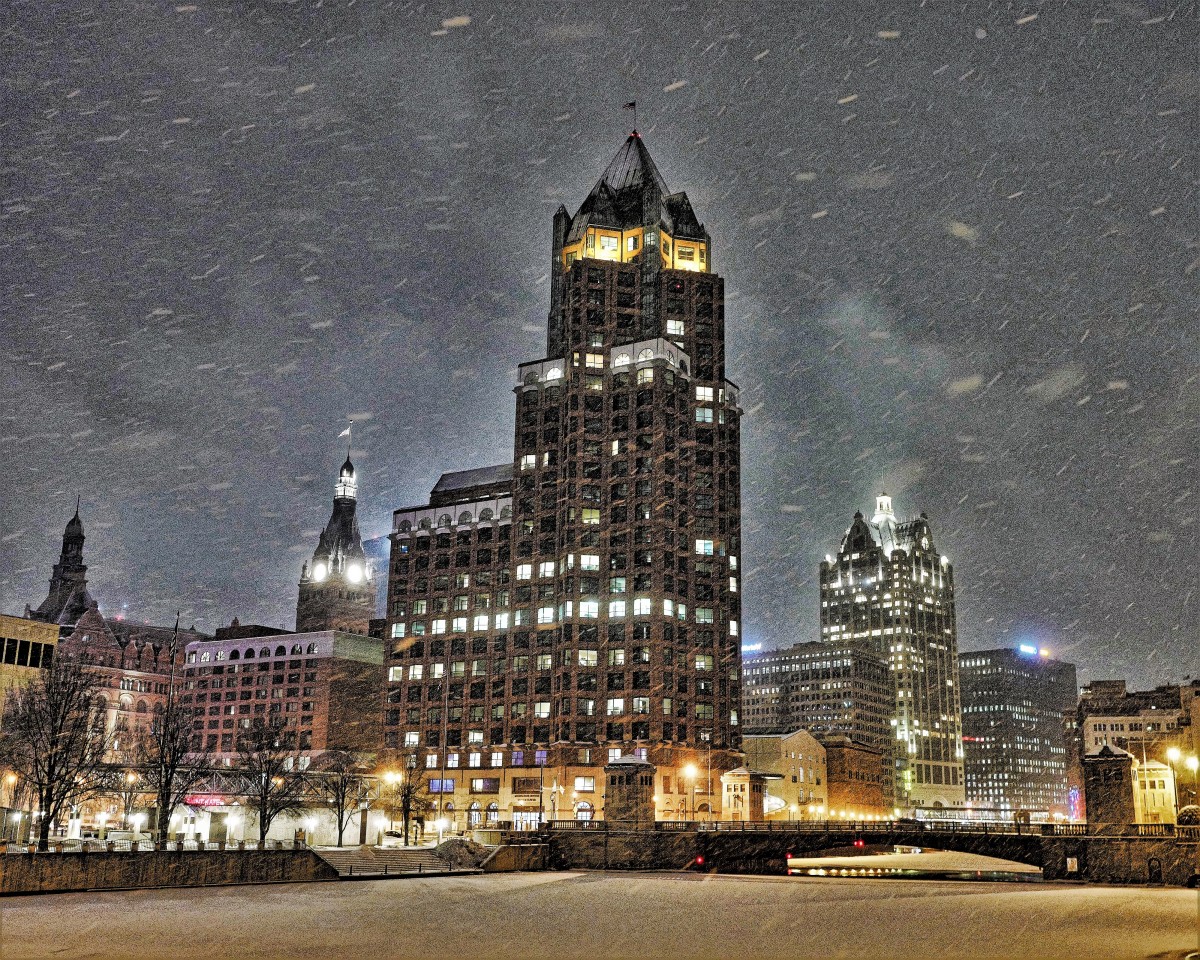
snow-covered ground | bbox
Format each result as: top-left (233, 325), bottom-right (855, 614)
top-left (3, 871), bottom-right (1195, 960)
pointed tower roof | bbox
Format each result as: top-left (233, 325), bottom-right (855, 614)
top-left (598, 132), bottom-right (668, 194)
top-left (65, 500), bottom-right (83, 537)
top-left (839, 510), bottom-right (877, 555)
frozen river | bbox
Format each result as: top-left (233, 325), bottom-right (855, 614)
top-left (1, 871), bottom-right (1195, 960)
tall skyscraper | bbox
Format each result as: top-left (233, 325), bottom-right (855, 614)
top-left (383, 133), bottom-right (742, 826)
top-left (296, 455), bottom-right (376, 635)
top-left (958, 646), bottom-right (1077, 817)
top-left (819, 495), bottom-right (965, 811)
top-left (28, 505), bottom-right (95, 628)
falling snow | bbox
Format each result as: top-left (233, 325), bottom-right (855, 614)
top-left (0, 3), bottom-right (1196, 689)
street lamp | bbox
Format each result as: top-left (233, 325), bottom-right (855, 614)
top-left (382, 771), bottom-right (401, 835)
top-left (97, 811), bottom-right (108, 840)
top-left (682, 764), bottom-right (698, 822)
top-left (1167, 747), bottom-right (1182, 813)
top-left (130, 813), bottom-right (145, 842)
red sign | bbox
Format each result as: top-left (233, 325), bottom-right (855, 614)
top-left (184, 795), bottom-right (227, 807)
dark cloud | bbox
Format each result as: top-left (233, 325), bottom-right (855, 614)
top-left (2, 2), bottom-right (1196, 688)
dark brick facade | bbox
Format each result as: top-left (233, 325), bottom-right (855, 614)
top-left (382, 135), bottom-right (743, 823)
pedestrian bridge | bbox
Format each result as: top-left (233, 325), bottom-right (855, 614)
top-left (530, 819), bottom-right (1200, 886)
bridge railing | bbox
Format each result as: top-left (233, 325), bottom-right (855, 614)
top-left (533, 820), bottom-right (1191, 839)
top-left (0, 838), bottom-right (309, 855)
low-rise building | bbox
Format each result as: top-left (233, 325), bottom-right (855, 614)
top-left (181, 629), bottom-right (383, 762)
top-left (0, 614), bottom-right (59, 720)
top-left (743, 730), bottom-right (827, 819)
top-left (824, 737), bottom-right (889, 818)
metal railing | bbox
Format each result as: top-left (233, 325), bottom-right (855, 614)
top-left (0, 838), bottom-right (309, 855)
top-left (525, 819), bottom-right (1185, 839)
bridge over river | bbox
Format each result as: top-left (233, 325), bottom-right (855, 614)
top-left (517, 819), bottom-right (1200, 886)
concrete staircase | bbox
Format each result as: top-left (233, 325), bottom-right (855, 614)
top-left (314, 845), bottom-right (455, 878)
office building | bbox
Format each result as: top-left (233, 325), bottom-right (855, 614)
top-left (959, 645), bottom-right (1077, 818)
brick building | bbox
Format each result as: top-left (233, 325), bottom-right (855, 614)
top-left (181, 630), bottom-right (383, 762)
top-left (0, 613), bottom-right (59, 724)
top-left (382, 133), bottom-right (743, 827)
top-left (296, 455), bottom-right (377, 635)
top-left (743, 730), bottom-right (827, 820)
top-left (57, 603), bottom-right (207, 762)
top-left (823, 737), bottom-right (889, 818)
top-left (820, 494), bottom-right (965, 812)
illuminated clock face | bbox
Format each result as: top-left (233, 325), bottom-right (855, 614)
top-left (347, 563), bottom-right (363, 584)
top-left (312, 562), bottom-right (327, 582)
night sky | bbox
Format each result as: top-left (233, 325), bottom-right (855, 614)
top-left (2, 3), bottom-right (1195, 690)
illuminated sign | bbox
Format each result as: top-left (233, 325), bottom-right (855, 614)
top-left (184, 795), bottom-right (227, 807)
top-left (1018, 644), bottom-right (1037, 655)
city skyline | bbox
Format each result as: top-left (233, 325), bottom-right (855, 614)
top-left (3, 5), bottom-right (1196, 693)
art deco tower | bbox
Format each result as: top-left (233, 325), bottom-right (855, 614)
top-left (383, 133), bottom-right (743, 824)
top-left (819, 495), bottom-right (965, 812)
top-left (296, 455), bottom-right (376, 635)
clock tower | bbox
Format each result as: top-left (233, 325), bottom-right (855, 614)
top-left (296, 454), bottom-right (376, 635)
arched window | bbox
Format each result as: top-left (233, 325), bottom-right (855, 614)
top-left (486, 802), bottom-right (499, 824)
top-left (523, 371), bottom-right (540, 385)
top-left (244, 648), bottom-right (255, 660)
top-left (638, 348), bottom-right (655, 362)
top-left (499, 506), bottom-right (512, 520)
top-left (291, 644), bottom-right (302, 655)
top-left (275, 646), bottom-right (287, 657)
top-left (614, 353), bottom-right (631, 367)
top-left (545, 367), bottom-right (562, 381)
top-left (479, 508), bottom-right (494, 522)
top-left (419, 518), bottom-right (432, 530)
top-left (458, 511), bottom-right (473, 525)
top-left (260, 648), bottom-right (271, 658)
top-left (229, 649), bottom-right (240, 660)
top-left (306, 643), bottom-right (317, 654)
top-left (467, 802), bottom-right (482, 827)
top-left (135, 700), bottom-right (148, 715)
top-left (575, 801), bottom-right (593, 822)
top-left (437, 514), bottom-right (452, 528)
top-left (399, 520), bottom-right (413, 532)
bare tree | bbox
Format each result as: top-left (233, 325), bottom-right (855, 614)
top-left (381, 751), bottom-right (430, 846)
top-left (309, 751), bottom-right (370, 847)
top-left (135, 615), bottom-right (210, 839)
top-left (236, 717), bottom-right (306, 844)
top-left (0, 656), bottom-right (111, 850)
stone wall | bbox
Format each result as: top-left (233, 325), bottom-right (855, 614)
top-left (0, 849), bottom-right (339, 896)
top-left (1042, 836), bottom-right (1199, 886)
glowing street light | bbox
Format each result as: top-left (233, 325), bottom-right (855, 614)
top-left (682, 764), bottom-right (699, 822)
top-left (1166, 747), bottom-right (1184, 812)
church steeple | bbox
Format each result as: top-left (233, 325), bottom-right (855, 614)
top-left (296, 450), bottom-right (375, 634)
top-left (30, 503), bottom-right (95, 627)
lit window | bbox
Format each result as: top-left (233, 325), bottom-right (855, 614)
top-left (695, 539), bottom-right (714, 556)
top-left (606, 698), bottom-right (624, 716)
top-left (580, 601), bottom-right (599, 619)
top-left (666, 319), bottom-right (685, 337)
top-left (468, 731), bottom-right (483, 744)
top-left (696, 608), bottom-right (714, 624)
top-left (696, 654), bottom-right (714, 671)
top-left (491, 751), bottom-right (503, 767)
top-left (494, 612), bottom-right (510, 629)
top-left (608, 748), bottom-right (622, 762)
top-left (431, 663), bottom-right (445, 679)
top-left (473, 614), bottom-right (489, 631)
top-left (585, 353), bottom-right (605, 369)
top-left (447, 753), bottom-right (459, 768)
top-left (404, 732), bottom-right (419, 746)
top-left (426, 754), bottom-right (439, 769)
top-left (517, 564), bottom-right (532, 580)
top-left (580, 554), bottom-right (600, 571)
top-left (537, 607), bottom-right (555, 624)
top-left (663, 599), bottom-right (674, 616)
top-left (608, 648), bottom-right (626, 666)
top-left (608, 600), bottom-right (626, 619)
top-left (452, 617), bottom-right (467, 633)
top-left (614, 353), bottom-right (631, 367)
top-left (468, 752), bottom-right (482, 767)
top-left (633, 697), bottom-right (650, 715)
top-left (520, 454), bottom-right (537, 471)
top-left (696, 386), bottom-right (714, 402)
top-left (599, 234), bottom-right (619, 254)
top-left (578, 649), bottom-right (598, 667)
top-left (534, 702), bottom-right (551, 719)
top-left (409, 664), bottom-right (424, 680)
top-left (391, 623), bottom-right (406, 639)
top-left (388, 666), bottom-right (404, 682)
top-left (546, 367), bottom-right (562, 381)
top-left (431, 619), bottom-right (446, 635)
top-left (582, 508), bottom-right (600, 525)
top-left (637, 368), bottom-right (654, 385)
top-left (633, 598), bottom-right (652, 616)
top-left (575, 775), bottom-right (596, 792)
top-left (539, 561), bottom-right (556, 577)
top-left (695, 407), bottom-right (713, 423)
top-left (729, 620), bottom-right (739, 637)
